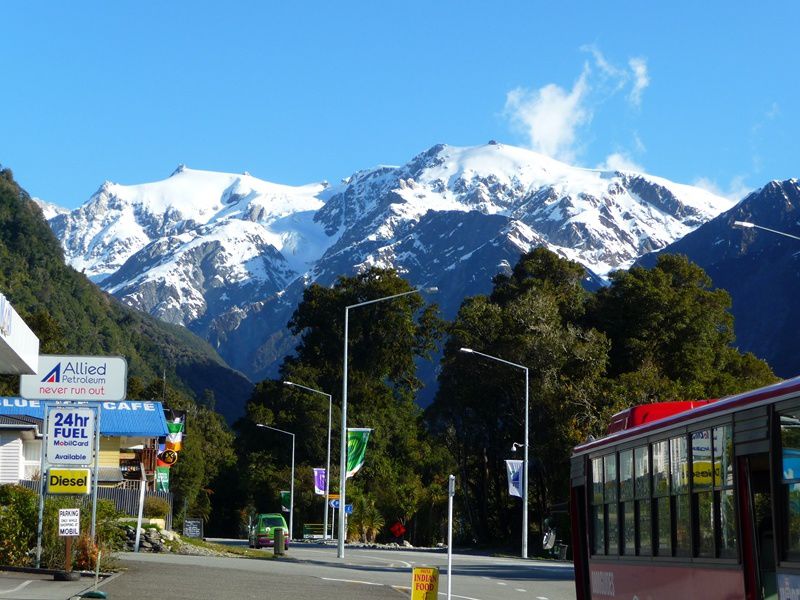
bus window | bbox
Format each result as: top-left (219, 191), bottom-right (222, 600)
top-left (634, 445), bottom-right (651, 556)
top-left (605, 454), bottom-right (619, 554)
top-left (780, 413), bottom-right (800, 559)
top-left (652, 440), bottom-right (671, 556)
top-left (620, 449), bottom-right (634, 555)
top-left (714, 425), bottom-right (736, 559)
top-left (692, 430), bottom-right (714, 557)
top-left (671, 436), bottom-right (690, 556)
top-left (591, 457), bottom-right (605, 555)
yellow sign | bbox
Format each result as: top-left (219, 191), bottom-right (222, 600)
top-left (48, 468), bottom-right (91, 495)
top-left (411, 567), bottom-right (439, 599)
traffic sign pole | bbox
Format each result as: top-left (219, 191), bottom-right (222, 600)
top-left (447, 474), bottom-right (455, 600)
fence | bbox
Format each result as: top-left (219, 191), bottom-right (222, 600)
top-left (19, 480), bottom-right (174, 531)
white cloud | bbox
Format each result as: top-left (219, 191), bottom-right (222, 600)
top-left (628, 57), bottom-right (650, 107)
top-left (597, 152), bottom-right (644, 173)
top-left (693, 176), bottom-right (753, 201)
top-left (503, 67), bottom-right (591, 163)
top-left (503, 48), bottom-right (650, 164)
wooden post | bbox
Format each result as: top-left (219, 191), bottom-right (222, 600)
top-left (65, 536), bottom-right (73, 573)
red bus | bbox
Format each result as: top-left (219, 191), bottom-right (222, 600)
top-left (569, 377), bottom-right (800, 600)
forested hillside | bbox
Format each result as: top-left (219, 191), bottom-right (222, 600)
top-left (0, 167), bottom-right (252, 420)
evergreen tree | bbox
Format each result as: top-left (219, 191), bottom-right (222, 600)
top-left (236, 268), bottom-right (447, 544)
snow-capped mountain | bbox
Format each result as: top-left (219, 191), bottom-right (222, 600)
top-left (638, 179), bottom-right (800, 378)
top-left (46, 142), bottom-right (734, 381)
top-left (49, 165), bottom-right (335, 325)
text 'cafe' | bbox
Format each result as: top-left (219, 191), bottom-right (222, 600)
top-left (0, 397), bottom-right (169, 489)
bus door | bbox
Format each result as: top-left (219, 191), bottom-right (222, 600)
top-left (570, 483), bottom-right (590, 600)
top-left (739, 453), bottom-right (778, 600)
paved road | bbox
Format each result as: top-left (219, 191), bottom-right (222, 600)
top-left (102, 543), bottom-right (575, 600)
top-left (0, 570), bottom-right (98, 600)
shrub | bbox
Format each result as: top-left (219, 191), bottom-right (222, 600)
top-left (0, 485), bottom-right (38, 566)
top-left (143, 496), bottom-right (171, 519)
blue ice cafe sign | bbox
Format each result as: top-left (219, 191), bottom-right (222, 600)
top-left (46, 406), bottom-right (95, 466)
top-left (20, 355), bottom-right (127, 402)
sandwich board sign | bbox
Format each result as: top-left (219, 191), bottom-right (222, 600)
top-left (46, 406), bottom-right (95, 466)
top-left (411, 567), bottom-right (439, 599)
top-left (20, 355), bottom-right (127, 401)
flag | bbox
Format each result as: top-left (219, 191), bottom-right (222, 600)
top-left (165, 410), bottom-right (186, 452)
top-left (313, 468), bottom-right (326, 495)
top-left (505, 460), bottom-right (523, 498)
top-left (280, 490), bottom-right (291, 512)
top-left (346, 428), bottom-right (372, 478)
top-left (155, 467), bottom-right (170, 492)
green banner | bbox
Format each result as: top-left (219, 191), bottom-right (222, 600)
top-left (155, 466), bottom-right (170, 492)
top-left (280, 490), bottom-right (290, 513)
top-left (346, 428), bottom-right (372, 478)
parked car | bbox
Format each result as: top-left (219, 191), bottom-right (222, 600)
top-left (249, 513), bottom-right (289, 549)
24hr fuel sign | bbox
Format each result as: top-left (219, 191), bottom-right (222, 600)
top-left (46, 406), bottom-right (95, 466)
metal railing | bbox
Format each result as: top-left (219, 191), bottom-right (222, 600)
top-left (19, 479), bottom-right (174, 531)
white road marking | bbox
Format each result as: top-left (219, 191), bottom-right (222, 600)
top-left (497, 581), bottom-right (508, 586)
top-left (362, 553), bottom-right (412, 568)
top-left (396, 588), bottom-right (485, 600)
top-left (0, 581), bottom-right (31, 595)
top-left (536, 597), bottom-right (549, 599)
top-left (321, 577), bottom-right (384, 586)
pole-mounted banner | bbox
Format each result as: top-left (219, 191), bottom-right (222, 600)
top-left (506, 460), bottom-right (523, 498)
top-left (346, 428), bottom-right (372, 478)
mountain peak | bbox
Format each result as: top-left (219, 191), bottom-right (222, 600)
top-left (171, 164), bottom-right (187, 176)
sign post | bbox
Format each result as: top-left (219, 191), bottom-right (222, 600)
top-left (59, 508), bottom-right (80, 576)
top-left (447, 474), bottom-right (455, 600)
top-left (27, 355), bottom-right (127, 569)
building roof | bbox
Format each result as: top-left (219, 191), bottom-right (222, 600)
top-left (0, 398), bottom-right (169, 437)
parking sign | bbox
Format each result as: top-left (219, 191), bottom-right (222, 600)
top-left (58, 508), bottom-right (80, 536)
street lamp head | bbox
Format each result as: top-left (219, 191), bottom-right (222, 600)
top-left (733, 220), bottom-right (755, 228)
top-left (256, 423), bottom-right (267, 428)
top-left (459, 347), bottom-right (474, 354)
top-left (423, 286), bottom-right (439, 293)
top-left (283, 381), bottom-right (295, 387)
top-left (511, 442), bottom-right (524, 452)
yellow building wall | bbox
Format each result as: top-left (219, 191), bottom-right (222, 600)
top-left (99, 436), bottom-right (120, 468)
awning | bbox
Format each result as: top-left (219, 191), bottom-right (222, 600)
top-left (0, 398), bottom-right (169, 437)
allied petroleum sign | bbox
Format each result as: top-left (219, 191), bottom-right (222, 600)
top-left (48, 468), bottom-right (91, 495)
top-left (46, 406), bottom-right (95, 466)
top-left (20, 355), bottom-right (128, 401)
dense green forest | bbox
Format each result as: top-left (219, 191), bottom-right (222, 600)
top-left (227, 250), bottom-right (775, 549)
top-left (0, 166), bottom-right (779, 549)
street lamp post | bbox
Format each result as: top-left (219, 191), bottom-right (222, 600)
top-left (460, 347), bottom-right (530, 559)
top-left (257, 423), bottom-right (295, 541)
top-left (734, 220), bottom-right (800, 241)
top-left (338, 286), bottom-right (436, 559)
top-left (283, 381), bottom-right (332, 540)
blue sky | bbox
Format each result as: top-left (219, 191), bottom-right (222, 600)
top-left (2, 1), bottom-right (798, 208)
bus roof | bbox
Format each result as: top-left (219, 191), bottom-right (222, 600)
top-left (605, 400), bottom-right (715, 434)
top-left (573, 375), bottom-right (800, 456)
